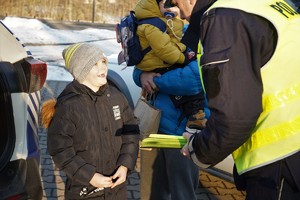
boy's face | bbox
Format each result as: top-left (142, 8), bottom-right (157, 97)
top-left (81, 58), bottom-right (108, 92)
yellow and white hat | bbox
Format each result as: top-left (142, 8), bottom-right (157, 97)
top-left (62, 43), bottom-right (107, 82)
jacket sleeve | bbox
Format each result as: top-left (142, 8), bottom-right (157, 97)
top-left (116, 93), bottom-right (140, 171)
top-left (132, 60), bottom-right (203, 96)
top-left (47, 104), bottom-right (96, 185)
top-left (189, 9), bottom-right (275, 167)
top-left (132, 67), bottom-right (143, 88)
top-left (154, 60), bottom-right (202, 96)
top-left (143, 24), bottom-right (186, 64)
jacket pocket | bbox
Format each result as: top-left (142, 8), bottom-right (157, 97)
top-left (200, 50), bottom-right (230, 99)
top-left (200, 45), bottom-right (230, 68)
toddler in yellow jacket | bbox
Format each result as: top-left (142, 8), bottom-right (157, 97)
top-left (135, 0), bottom-right (195, 72)
top-left (134, 0), bottom-right (206, 133)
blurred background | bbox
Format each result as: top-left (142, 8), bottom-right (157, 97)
top-left (0, 0), bottom-right (137, 24)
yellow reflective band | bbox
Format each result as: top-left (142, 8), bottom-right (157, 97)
top-left (248, 115), bottom-right (300, 150)
top-left (263, 83), bottom-right (300, 113)
top-left (233, 115), bottom-right (300, 173)
top-left (64, 43), bottom-right (82, 69)
top-left (234, 133), bottom-right (300, 174)
top-left (197, 43), bottom-right (206, 93)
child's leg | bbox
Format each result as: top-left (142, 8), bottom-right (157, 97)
top-left (185, 107), bottom-right (207, 133)
top-left (169, 91), bottom-right (207, 133)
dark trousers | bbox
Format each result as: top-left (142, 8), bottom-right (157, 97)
top-left (233, 151), bottom-right (300, 200)
top-left (141, 148), bottom-right (199, 200)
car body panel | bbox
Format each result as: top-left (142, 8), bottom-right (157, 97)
top-left (11, 92), bottom-right (40, 161)
top-left (0, 21), bottom-right (28, 63)
top-left (213, 155), bottom-right (234, 175)
top-left (107, 55), bottom-right (141, 108)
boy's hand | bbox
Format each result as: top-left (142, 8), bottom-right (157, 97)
top-left (183, 49), bottom-right (196, 65)
top-left (89, 173), bottom-right (113, 189)
top-left (111, 165), bottom-right (128, 189)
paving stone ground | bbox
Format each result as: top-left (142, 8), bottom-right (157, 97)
top-left (39, 80), bottom-right (246, 200)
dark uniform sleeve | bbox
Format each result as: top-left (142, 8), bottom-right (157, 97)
top-left (116, 93), bottom-right (140, 171)
top-left (191, 8), bottom-right (277, 166)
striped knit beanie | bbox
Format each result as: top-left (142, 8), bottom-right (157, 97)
top-left (62, 43), bottom-right (107, 82)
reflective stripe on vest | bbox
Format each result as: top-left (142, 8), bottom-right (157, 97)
top-left (206, 0), bottom-right (300, 174)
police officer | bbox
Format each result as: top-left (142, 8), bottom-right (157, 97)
top-left (167, 0), bottom-right (300, 199)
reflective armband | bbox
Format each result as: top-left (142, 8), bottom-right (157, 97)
top-left (188, 134), bottom-right (210, 169)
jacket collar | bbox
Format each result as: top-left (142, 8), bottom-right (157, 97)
top-left (59, 80), bottom-right (109, 102)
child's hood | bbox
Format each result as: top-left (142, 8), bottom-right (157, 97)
top-left (134, 0), bottom-right (162, 19)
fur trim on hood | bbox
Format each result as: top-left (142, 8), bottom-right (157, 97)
top-left (41, 98), bottom-right (56, 128)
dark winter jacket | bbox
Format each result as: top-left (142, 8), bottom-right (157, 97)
top-left (47, 80), bottom-right (140, 199)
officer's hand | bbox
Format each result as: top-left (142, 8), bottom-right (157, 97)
top-left (181, 132), bottom-right (193, 158)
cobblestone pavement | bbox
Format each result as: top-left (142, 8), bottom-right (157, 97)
top-left (39, 80), bottom-right (246, 200)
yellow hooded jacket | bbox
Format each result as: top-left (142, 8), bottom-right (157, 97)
top-left (134, 0), bottom-right (186, 71)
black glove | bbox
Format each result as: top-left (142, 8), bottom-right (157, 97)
top-left (183, 48), bottom-right (196, 66)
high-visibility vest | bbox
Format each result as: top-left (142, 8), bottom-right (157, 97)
top-left (205, 0), bottom-right (300, 175)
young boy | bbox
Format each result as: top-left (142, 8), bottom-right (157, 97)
top-left (42, 43), bottom-right (140, 200)
top-left (134, 0), bottom-right (207, 133)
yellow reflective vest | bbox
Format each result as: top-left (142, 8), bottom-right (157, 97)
top-left (207, 0), bottom-right (300, 174)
